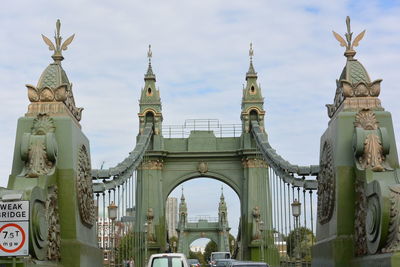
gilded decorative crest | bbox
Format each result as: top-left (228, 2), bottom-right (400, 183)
top-left (197, 162), bottom-right (208, 174)
top-left (77, 145), bottom-right (95, 227)
top-left (317, 141), bottom-right (335, 224)
top-left (354, 109), bottom-right (378, 130)
top-left (20, 114), bottom-right (58, 178)
top-left (242, 158), bottom-right (267, 168)
top-left (354, 110), bottom-right (387, 172)
top-left (139, 160), bottom-right (163, 170)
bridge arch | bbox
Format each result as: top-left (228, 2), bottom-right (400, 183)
top-left (164, 172), bottom-right (242, 202)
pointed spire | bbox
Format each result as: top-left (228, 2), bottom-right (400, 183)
top-left (41, 19), bottom-right (75, 64)
top-left (332, 16), bottom-right (366, 60)
top-left (145, 44), bottom-right (156, 80)
top-left (220, 185), bottom-right (225, 200)
top-left (246, 42), bottom-right (257, 80)
top-left (180, 186), bottom-right (185, 201)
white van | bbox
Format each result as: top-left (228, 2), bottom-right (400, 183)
top-left (148, 253), bottom-right (189, 267)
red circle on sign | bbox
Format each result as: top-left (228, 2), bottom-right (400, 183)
top-left (0, 223), bottom-right (26, 253)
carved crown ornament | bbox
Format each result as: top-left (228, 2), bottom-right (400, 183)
top-left (327, 17), bottom-right (384, 118)
top-left (26, 20), bottom-right (83, 124)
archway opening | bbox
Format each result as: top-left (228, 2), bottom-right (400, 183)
top-left (145, 111), bottom-right (154, 124)
top-left (189, 238), bottom-right (211, 265)
top-left (249, 109), bottom-right (258, 122)
top-left (165, 177), bottom-right (240, 257)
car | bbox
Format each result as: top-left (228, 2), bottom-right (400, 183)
top-left (147, 253), bottom-right (189, 267)
top-left (187, 258), bottom-right (201, 267)
top-left (210, 252), bottom-right (231, 266)
top-left (213, 258), bottom-right (236, 267)
top-left (226, 261), bottom-right (269, 267)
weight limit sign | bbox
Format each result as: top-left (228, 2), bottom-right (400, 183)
top-left (0, 222), bottom-right (28, 256)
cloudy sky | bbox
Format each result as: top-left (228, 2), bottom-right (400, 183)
top-left (1, 0), bottom-right (400, 243)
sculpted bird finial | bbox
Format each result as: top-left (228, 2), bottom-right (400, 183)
top-left (332, 16), bottom-right (365, 59)
top-left (41, 19), bottom-right (75, 63)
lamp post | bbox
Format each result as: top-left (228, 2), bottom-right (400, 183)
top-left (259, 220), bottom-right (265, 262)
top-left (291, 199), bottom-right (301, 267)
top-left (231, 239), bottom-right (235, 255)
top-left (108, 201), bottom-right (118, 267)
top-left (144, 222), bottom-right (148, 266)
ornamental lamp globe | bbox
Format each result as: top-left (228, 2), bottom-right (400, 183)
top-left (291, 199), bottom-right (301, 218)
top-left (108, 201), bottom-right (118, 221)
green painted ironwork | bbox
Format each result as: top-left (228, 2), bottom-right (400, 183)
top-left (2, 16), bottom-right (400, 267)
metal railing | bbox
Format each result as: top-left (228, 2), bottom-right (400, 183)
top-left (187, 216), bottom-right (219, 223)
top-left (163, 119), bottom-right (242, 138)
top-left (250, 120), bottom-right (318, 267)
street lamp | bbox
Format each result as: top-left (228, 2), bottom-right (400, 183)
top-left (259, 220), bottom-right (265, 262)
top-left (144, 222), bottom-right (148, 266)
top-left (291, 199), bottom-right (301, 267)
top-left (108, 201), bottom-right (118, 267)
top-left (231, 239), bottom-right (235, 254)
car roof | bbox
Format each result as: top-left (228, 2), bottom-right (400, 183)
top-left (231, 262), bottom-right (267, 266)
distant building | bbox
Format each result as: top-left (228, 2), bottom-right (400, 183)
top-left (190, 245), bottom-right (205, 253)
top-left (166, 197), bottom-right (178, 238)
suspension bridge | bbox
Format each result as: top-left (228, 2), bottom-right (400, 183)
top-left (0, 17), bottom-right (399, 267)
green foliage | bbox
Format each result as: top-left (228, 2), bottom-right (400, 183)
top-left (229, 234), bottom-right (236, 255)
top-left (116, 231), bottom-right (135, 264)
top-left (189, 251), bottom-right (206, 265)
top-left (286, 227), bottom-right (315, 261)
top-left (204, 240), bottom-right (218, 262)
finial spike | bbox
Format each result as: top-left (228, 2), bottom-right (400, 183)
top-left (42, 19), bottom-right (75, 63)
top-left (332, 16), bottom-right (366, 59)
top-left (147, 44), bottom-right (152, 64)
top-left (249, 42), bottom-right (254, 62)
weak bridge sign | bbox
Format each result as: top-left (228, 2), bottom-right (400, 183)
top-left (0, 200), bottom-right (29, 256)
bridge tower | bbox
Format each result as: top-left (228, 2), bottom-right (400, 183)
top-left (313, 17), bottom-right (400, 266)
top-left (238, 44), bottom-right (276, 262)
top-left (134, 45), bottom-right (167, 267)
top-left (1, 20), bottom-right (102, 266)
top-left (176, 189), bottom-right (230, 257)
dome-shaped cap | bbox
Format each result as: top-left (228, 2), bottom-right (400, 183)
top-left (37, 63), bottom-right (70, 89)
top-left (339, 59), bottom-right (370, 84)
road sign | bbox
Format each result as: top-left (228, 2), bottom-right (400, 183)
top-left (0, 201), bottom-right (29, 256)
top-left (0, 201), bottom-right (29, 222)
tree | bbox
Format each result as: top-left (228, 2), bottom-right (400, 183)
top-left (229, 234), bottom-right (236, 255)
top-left (189, 250), bottom-right (206, 265)
top-left (286, 227), bottom-right (315, 261)
top-left (203, 240), bottom-right (217, 262)
top-left (116, 231), bottom-right (135, 265)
